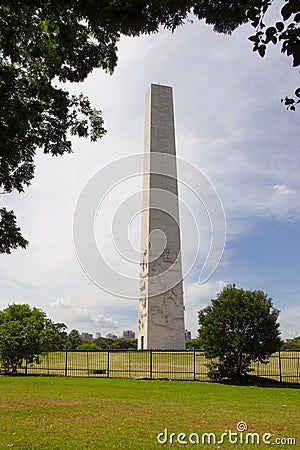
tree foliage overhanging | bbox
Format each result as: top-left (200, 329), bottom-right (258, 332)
top-left (198, 284), bottom-right (281, 382)
top-left (1, 1), bottom-right (299, 253)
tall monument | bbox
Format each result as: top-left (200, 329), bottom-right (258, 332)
top-left (138, 84), bottom-right (185, 350)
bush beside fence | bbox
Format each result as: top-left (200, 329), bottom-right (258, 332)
top-left (1, 350), bottom-right (299, 383)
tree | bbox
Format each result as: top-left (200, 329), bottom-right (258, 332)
top-left (0, 1), bottom-right (114, 253)
top-left (0, 303), bottom-right (65, 374)
top-left (0, 208), bottom-right (28, 253)
top-left (246, 0), bottom-right (300, 110)
top-left (42, 319), bottom-right (67, 351)
top-left (1, 1), bottom-right (299, 252)
top-left (185, 339), bottom-right (201, 350)
top-left (66, 329), bottom-right (84, 350)
top-left (114, 338), bottom-right (138, 350)
top-left (94, 336), bottom-right (114, 349)
top-left (198, 284), bottom-right (281, 382)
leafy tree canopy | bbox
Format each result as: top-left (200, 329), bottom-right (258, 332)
top-left (185, 338), bottom-right (201, 350)
top-left (198, 284), bottom-right (281, 381)
top-left (94, 336), bottom-right (114, 350)
top-left (1, 0), bottom-right (299, 252)
top-left (43, 318), bottom-right (68, 351)
top-left (0, 207), bottom-right (28, 253)
top-left (65, 334), bottom-right (138, 350)
top-left (66, 329), bottom-right (84, 350)
top-left (113, 338), bottom-right (138, 350)
top-left (0, 303), bottom-right (67, 374)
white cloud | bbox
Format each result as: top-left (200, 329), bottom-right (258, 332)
top-left (184, 279), bottom-right (227, 337)
top-left (51, 297), bottom-right (71, 308)
top-left (185, 279), bottom-right (226, 306)
top-left (272, 184), bottom-right (296, 196)
top-left (257, 184), bottom-right (299, 221)
top-left (95, 314), bottom-right (119, 329)
top-left (72, 308), bottom-right (93, 323)
top-left (72, 308), bottom-right (118, 329)
top-left (279, 306), bottom-right (300, 339)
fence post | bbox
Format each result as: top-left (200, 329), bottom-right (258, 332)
top-left (150, 349), bottom-right (153, 379)
top-left (193, 348), bottom-right (196, 381)
top-left (87, 351), bottom-right (89, 377)
top-left (25, 351), bottom-right (28, 375)
top-left (64, 348), bottom-right (68, 377)
top-left (278, 349), bottom-right (282, 383)
top-left (47, 352), bottom-right (50, 376)
top-left (128, 351), bottom-right (131, 378)
top-left (107, 349), bottom-right (110, 378)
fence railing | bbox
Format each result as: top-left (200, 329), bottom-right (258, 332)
top-left (2, 350), bottom-right (299, 383)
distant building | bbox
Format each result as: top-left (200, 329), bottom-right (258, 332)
top-left (122, 330), bottom-right (135, 339)
top-left (95, 332), bottom-right (101, 339)
top-left (185, 330), bottom-right (191, 340)
top-left (106, 333), bottom-right (118, 340)
top-left (81, 332), bottom-right (93, 340)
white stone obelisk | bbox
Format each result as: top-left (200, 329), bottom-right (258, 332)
top-left (138, 84), bottom-right (185, 350)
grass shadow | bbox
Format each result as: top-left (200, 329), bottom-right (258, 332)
top-left (220, 375), bottom-right (300, 389)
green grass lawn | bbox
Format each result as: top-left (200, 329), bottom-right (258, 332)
top-left (0, 376), bottom-right (299, 449)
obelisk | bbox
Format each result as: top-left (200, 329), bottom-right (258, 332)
top-left (138, 84), bottom-right (185, 350)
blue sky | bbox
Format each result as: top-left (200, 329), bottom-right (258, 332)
top-left (1, 12), bottom-right (299, 339)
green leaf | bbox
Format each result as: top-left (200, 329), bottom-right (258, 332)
top-left (281, 3), bottom-right (292, 21)
top-left (258, 44), bottom-right (266, 57)
top-left (264, 28), bottom-right (277, 44)
top-left (292, 46), bottom-right (300, 66)
top-left (271, 36), bottom-right (278, 45)
top-left (284, 97), bottom-right (295, 105)
top-left (265, 26), bottom-right (277, 37)
top-left (276, 21), bottom-right (285, 32)
top-left (248, 35), bottom-right (259, 42)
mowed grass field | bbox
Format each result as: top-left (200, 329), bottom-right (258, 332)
top-left (0, 376), bottom-right (299, 449)
top-left (23, 350), bottom-right (300, 383)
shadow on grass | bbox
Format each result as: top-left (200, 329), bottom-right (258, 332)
top-left (219, 375), bottom-right (300, 389)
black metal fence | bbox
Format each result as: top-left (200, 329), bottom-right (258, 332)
top-left (3, 350), bottom-right (299, 383)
